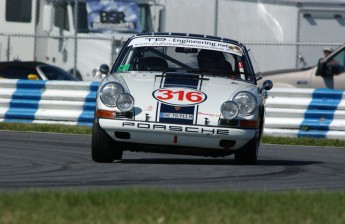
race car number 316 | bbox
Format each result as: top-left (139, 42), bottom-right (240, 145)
top-left (153, 87), bottom-right (207, 106)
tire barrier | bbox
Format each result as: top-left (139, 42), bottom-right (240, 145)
top-left (0, 79), bottom-right (99, 126)
top-left (264, 88), bottom-right (345, 139)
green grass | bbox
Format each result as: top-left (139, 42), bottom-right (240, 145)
top-left (262, 135), bottom-right (345, 147)
top-left (0, 122), bottom-right (92, 135)
top-left (1, 122), bottom-right (345, 147)
top-left (0, 190), bottom-right (345, 224)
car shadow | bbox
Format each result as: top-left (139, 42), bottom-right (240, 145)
top-left (117, 158), bottom-right (321, 166)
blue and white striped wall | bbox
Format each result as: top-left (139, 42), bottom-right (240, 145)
top-left (1, 79), bottom-right (345, 139)
top-left (0, 79), bottom-right (99, 126)
top-left (264, 88), bottom-right (345, 139)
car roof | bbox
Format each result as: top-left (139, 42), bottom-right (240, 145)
top-left (0, 61), bottom-right (46, 69)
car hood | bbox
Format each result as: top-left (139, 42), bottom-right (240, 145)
top-left (103, 72), bottom-right (257, 125)
top-left (258, 66), bottom-right (316, 88)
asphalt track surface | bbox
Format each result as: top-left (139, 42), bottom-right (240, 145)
top-left (1, 130), bottom-right (344, 191)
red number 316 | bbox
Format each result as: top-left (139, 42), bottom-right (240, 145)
top-left (154, 88), bottom-right (207, 106)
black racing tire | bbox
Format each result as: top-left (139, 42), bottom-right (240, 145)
top-left (234, 137), bottom-right (259, 165)
top-left (91, 118), bottom-right (123, 163)
top-left (235, 110), bottom-right (264, 165)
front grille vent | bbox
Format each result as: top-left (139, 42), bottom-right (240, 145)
top-left (115, 111), bottom-right (134, 119)
top-left (218, 119), bottom-right (239, 127)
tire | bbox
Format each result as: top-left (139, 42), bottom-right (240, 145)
top-left (91, 118), bottom-right (123, 163)
top-left (235, 111), bottom-right (264, 165)
top-left (69, 69), bottom-right (83, 81)
top-left (234, 137), bottom-right (259, 165)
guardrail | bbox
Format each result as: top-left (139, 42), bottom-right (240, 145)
top-left (1, 80), bottom-right (345, 139)
top-left (0, 79), bottom-right (98, 126)
top-left (264, 88), bottom-right (345, 139)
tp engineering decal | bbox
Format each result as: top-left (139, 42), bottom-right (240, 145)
top-left (152, 73), bottom-right (207, 125)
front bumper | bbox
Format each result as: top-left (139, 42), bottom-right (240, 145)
top-left (98, 118), bottom-right (257, 150)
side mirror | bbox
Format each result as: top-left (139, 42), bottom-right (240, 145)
top-left (99, 64), bottom-right (110, 75)
top-left (316, 58), bottom-right (325, 76)
top-left (329, 64), bottom-right (344, 75)
top-left (43, 5), bottom-right (53, 33)
top-left (261, 80), bottom-right (273, 92)
top-left (316, 58), bottom-right (343, 76)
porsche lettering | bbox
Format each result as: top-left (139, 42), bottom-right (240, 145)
top-left (122, 122), bottom-right (229, 135)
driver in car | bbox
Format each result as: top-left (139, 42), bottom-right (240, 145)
top-left (197, 49), bottom-right (233, 75)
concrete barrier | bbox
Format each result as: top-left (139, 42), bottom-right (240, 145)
top-left (0, 79), bottom-right (98, 126)
top-left (264, 88), bottom-right (345, 139)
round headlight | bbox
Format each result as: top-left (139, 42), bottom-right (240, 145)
top-left (221, 101), bottom-right (239, 120)
top-left (100, 82), bottom-right (124, 107)
top-left (116, 93), bottom-right (135, 112)
top-left (233, 91), bottom-right (257, 116)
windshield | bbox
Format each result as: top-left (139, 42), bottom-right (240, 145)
top-left (114, 37), bottom-right (255, 83)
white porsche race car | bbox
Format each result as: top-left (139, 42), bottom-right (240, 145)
top-left (92, 33), bottom-right (273, 164)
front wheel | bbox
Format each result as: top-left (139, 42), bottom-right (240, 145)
top-left (91, 118), bottom-right (123, 163)
top-left (234, 137), bottom-right (259, 165)
top-left (235, 111), bottom-right (264, 165)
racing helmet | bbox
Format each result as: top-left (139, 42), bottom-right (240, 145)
top-left (197, 49), bottom-right (225, 67)
top-left (197, 49), bottom-right (232, 73)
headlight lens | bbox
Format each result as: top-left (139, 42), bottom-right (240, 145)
top-left (116, 93), bottom-right (135, 112)
top-left (221, 101), bottom-right (239, 119)
top-left (233, 91), bottom-right (257, 116)
top-left (100, 82), bottom-right (124, 107)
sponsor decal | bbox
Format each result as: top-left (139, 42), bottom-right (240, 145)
top-left (238, 61), bottom-right (246, 80)
top-left (129, 37), bottom-right (243, 55)
top-left (198, 112), bottom-right (220, 118)
top-left (228, 45), bottom-right (244, 55)
top-left (153, 87), bottom-right (207, 106)
top-left (117, 64), bottom-right (130, 71)
top-left (122, 122), bottom-right (230, 136)
top-left (145, 106), bottom-right (153, 111)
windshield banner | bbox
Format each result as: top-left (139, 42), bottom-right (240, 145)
top-left (129, 37), bottom-right (244, 55)
top-left (86, 1), bottom-right (142, 33)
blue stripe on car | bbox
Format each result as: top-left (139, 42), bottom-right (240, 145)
top-left (159, 74), bottom-right (199, 125)
top-left (298, 88), bottom-right (344, 138)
